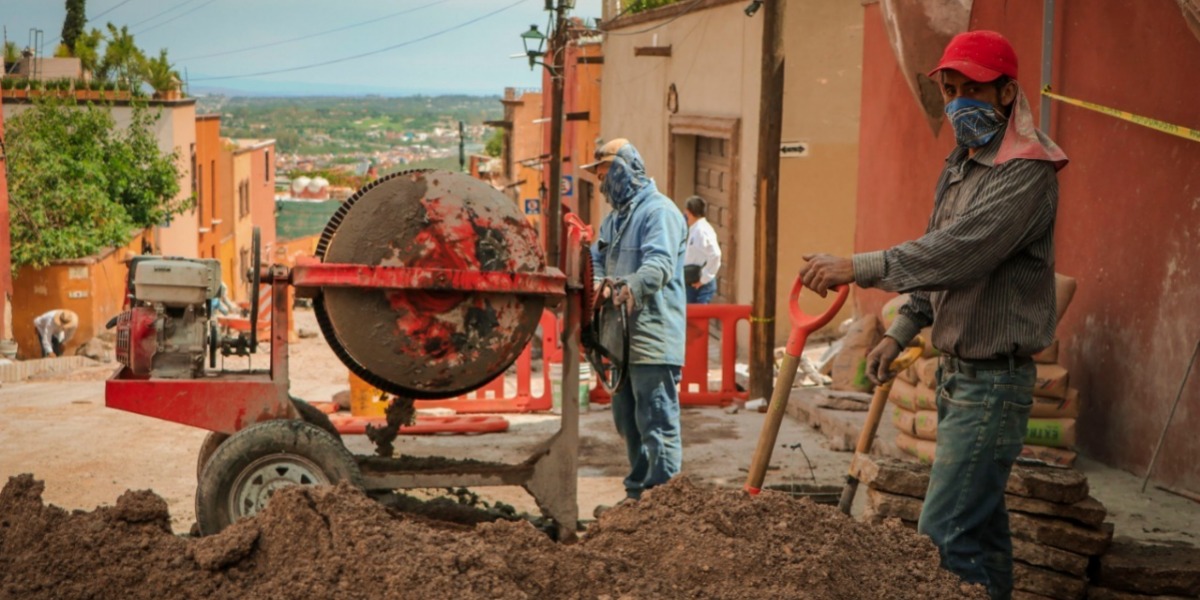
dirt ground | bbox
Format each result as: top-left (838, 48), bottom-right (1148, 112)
top-left (0, 307), bottom-right (1196, 599)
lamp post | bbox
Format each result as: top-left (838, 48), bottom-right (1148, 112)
top-left (520, 1), bottom-right (570, 270)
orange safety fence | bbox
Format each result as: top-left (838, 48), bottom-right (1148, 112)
top-left (589, 303), bottom-right (752, 407)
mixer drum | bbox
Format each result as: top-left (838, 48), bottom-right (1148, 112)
top-left (314, 170), bottom-right (546, 398)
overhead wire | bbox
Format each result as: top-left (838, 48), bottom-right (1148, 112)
top-left (177, 0), bottom-right (449, 62)
top-left (134, 0), bottom-right (220, 35)
top-left (89, 0), bottom-right (138, 22)
top-left (126, 0), bottom-right (201, 30)
top-left (190, 0), bottom-right (531, 82)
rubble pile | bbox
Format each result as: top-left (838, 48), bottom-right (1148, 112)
top-left (0, 474), bottom-right (986, 600)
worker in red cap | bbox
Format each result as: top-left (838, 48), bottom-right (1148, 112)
top-left (798, 30), bottom-right (1067, 599)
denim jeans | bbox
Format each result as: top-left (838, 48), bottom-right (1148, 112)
top-left (686, 279), bottom-right (716, 304)
top-left (611, 364), bottom-right (683, 499)
top-left (917, 358), bottom-right (1035, 600)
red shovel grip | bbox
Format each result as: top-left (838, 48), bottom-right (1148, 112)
top-left (785, 278), bottom-right (849, 357)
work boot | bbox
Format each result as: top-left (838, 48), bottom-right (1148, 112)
top-left (592, 497), bottom-right (635, 519)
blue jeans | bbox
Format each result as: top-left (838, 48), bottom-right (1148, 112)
top-left (686, 279), bottom-right (716, 304)
top-left (917, 358), bottom-right (1035, 600)
top-left (611, 364), bottom-right (683, 499)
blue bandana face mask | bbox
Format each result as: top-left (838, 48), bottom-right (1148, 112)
top-left (944, 97), bottom-right (1005, 148)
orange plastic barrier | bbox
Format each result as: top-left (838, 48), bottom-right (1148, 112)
top-left (327, 413), bottom-right (509, 435)
top-left (411, 310), bottom-right (559, 413)
top-left (218, 284), bottom-right (275, 333)
top-left (680, 304), bottom-right (751, 407)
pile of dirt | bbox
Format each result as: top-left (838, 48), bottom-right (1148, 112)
top-left (0, 474), bottom-right (984, 599)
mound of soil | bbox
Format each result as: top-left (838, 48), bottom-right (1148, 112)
top-left (0, 474), bottom-right (983, 600)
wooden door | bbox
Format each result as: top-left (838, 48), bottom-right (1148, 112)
top-left (693, 136), bottom-right (736, 303)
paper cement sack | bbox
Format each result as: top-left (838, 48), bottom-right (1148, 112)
top-left (1019, 445), bottom-right (1077, 467)
top-left (1024, 418), bottom-right (1077, 449)
top-left (895, 432), bottom-right (937, 465)
top-left (892, 405), bottom-right (918, 437)
top-left (897, 364), bottom-right (919, 386)
top-left (888, 379), bottom-right (938, 412)
top-left (914, 410), bottom-right (938, 441)
top-left (1032, 339), bottom-right (1059, 364)
top-left (1034, 363), bottom-right (1070, 399)
top-left (1030, 387), bottom-right (1081, 419)
top-left (914, 357), bottom-right (939, 389)
top-left (831, 315), bottom-right (880, 393)
top-left (880, 294), bottom-right (910, 330)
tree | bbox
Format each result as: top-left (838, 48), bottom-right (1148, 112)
top-left (4, 97), bottom-right (186, 268)
top-left (484, 128), bottom-right (504, 157)
top-left (72, 28), bottom-right (103, 74)
top-left (61, 0), bottom-right (87, 52)
top-left (98, 23), bottom-right (144, 90)
top-left (142, 48), bottom-right (180, 97)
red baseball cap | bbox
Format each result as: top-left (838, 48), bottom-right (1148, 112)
top-left (928, 30), bottom-right (1018, 82)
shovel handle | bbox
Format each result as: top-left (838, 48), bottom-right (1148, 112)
top-left (785, 278), bottom-right (849, 356)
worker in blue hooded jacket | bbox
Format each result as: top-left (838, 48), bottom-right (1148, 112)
top-left (585, 138), bottom-right (688, 515)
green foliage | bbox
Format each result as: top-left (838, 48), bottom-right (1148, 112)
top-left (3, 41), bottom-right (19, 64)
top-left (61, 0), bottom-right (87, 52)
top-left (98, 23), bottom-right (145, 90)
top-left (625, 0), bottom-right (682, 14)
top-left (142, 48), bottom-right (179, 94)
top-left (54, 44), bottom-right (73, 58)
top-left (4, 97), bottom-right (185, 268)
top-left (484, 128), bottom-right (504, 157)
top-left (73, 28), bottom-right (103, 74)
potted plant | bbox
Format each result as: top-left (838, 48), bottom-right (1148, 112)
top-left (145, 49), bottom-right (182, 101)
top-left (12, 78), bottom-right (29, 99)
top-left (0, 77), bottom-right (12, 98)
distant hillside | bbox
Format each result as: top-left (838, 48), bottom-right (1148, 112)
top-left (195, 95), bottom-right (503, 155)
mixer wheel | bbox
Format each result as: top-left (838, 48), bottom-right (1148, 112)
top-left (195, 419), bottom-right (362, 536)
top-left (195, 432), bottom-right (230, 481)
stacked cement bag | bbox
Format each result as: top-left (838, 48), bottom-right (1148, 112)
top-left (882, 274), bottom-right (1083, 467)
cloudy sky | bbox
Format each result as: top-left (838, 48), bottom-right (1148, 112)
top-left (3, 0), bottom-right (605, 95)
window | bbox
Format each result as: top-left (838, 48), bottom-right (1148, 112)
top-left (189, 144), bottom-right (197, 195)
top-left (210, 160), bottom-right (217, 221)
top-left (264, 150), bottom-right (270, 183)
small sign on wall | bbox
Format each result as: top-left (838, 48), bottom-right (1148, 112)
top-left (780, 141), bottom-right (810, 158)
top-left (524, 199), bottom-right (541, 215)
top-left (68, 291), bottom-right (89, 299)
top-left (69, 267), bottom-right (88, 280)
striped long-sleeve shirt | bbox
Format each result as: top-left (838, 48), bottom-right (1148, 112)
top-left (852, 131), bottom-right (1058, 360)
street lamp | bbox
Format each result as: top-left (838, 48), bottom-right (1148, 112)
top-left (520, 24), bottom-right (547, 70)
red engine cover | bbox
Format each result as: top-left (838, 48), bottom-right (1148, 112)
top-left (115, 307), bottom-right (158, 376)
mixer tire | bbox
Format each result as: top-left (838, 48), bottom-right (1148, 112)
top-left (290, 396), bottom-right (342, 442)
top-left (195, 432), bottom-right (230, 481)
top-left (195, 419), bottom-right (363, 536)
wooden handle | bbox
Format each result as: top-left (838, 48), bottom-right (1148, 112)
top-left (744, 354), bottom-right (802, 494)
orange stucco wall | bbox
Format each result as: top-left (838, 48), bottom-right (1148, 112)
top-left (196, 115), bottom-right (222, 259)
top-left (12, 234), bottom-right (143, 359)
top-left (0, 94), bottom-right (13, 340)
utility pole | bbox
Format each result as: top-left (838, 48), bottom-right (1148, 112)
top-left (545, 0), bottom-right (568, 269)
top-left (750, 0), bottom-right (785, 403)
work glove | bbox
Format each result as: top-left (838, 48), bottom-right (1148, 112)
top-left (611, 281), bottom-right (636, 314)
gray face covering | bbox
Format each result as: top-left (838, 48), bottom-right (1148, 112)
top-left (600, 143), bottom-right (651, 209)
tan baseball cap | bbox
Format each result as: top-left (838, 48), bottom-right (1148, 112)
top-left (582, 138), bottom-right (629, 172)
top-left (57, 310), bottom-right (79, 329)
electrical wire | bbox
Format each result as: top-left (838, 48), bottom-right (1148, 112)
top-left (177, 0), bottom-right (448, 62)
top-left (126, 0), bottom-right (201, 30)
top-left (605, 0), bottom-right (705, 36)
top-left (190, 0), bottom-right (531, 82)
top-left (89, 0), bottom-right (138, 22)
top-left (134, 0), bottom-right (219, 35)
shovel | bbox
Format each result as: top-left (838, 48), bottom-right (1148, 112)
top-left (744, 277), bottom-right (848, 495)
top-left (837, 340), bottom-right (924, 514)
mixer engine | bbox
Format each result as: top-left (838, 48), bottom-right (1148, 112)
top-left (115, 258), bottom-right (221, 379)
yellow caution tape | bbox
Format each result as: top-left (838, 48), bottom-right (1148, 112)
top-left (1042, 86), bottom-right (1200, 143)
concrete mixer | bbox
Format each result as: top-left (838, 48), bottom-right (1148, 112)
top-left (105, 170), bottom-right (592, 539)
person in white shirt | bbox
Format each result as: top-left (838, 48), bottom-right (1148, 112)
top-left (34, 309), bottom-right (79, 358)
top-left (683, 196), bottom-right (722, 304)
